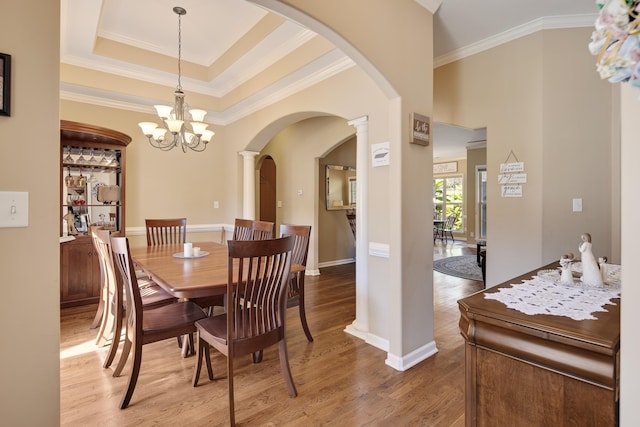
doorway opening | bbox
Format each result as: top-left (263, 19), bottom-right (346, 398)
top-left (259, 156), bottom-right (276, 223)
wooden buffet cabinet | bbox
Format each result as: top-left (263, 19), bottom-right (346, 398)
top-left (458, 263), bottom-right (619, 426)
top-left (59, 121), bottom-right (130, 308)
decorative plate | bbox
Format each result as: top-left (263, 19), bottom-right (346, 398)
top-left (172, 251), bottom-right (209, 259)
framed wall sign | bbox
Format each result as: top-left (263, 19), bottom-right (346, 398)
top-left (0, 53), bottom-right (11, 116)
top-left (410, 112), bottom-right (430, 146)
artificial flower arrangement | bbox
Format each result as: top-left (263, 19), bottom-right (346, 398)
top-left (589, 0), bottom-right (640, 87)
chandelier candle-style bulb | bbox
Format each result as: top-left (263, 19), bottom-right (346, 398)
top-left (138, 6), bottom-right (213, 152)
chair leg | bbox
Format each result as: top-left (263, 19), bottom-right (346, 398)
top-left (120, 339), bottom-right (142, 409)
top-left (278, 339), bottom-right (298, 397)
top-left (227, 356), bottom-right (235, 426)
top-left (103, 311), bottom-right (122, 369)
top-left (90, 295), bottom-right (105, 329)
top-left (192, 337), bottom-right (214, 386)
top-left (94, 304), bottom-right (111, 347)
top-left (192, 337), bottom-right (203, 387)
top-left (252, 350), bottom-right (263, 363)
top-left (298, 276), bottom-right (313, 342)
top-left (113, 335), bottom-right (132, 377)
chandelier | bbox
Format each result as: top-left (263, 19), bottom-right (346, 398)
top-left (138, 6), bottom-right (214, 152)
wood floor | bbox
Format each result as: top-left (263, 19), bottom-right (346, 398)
top-left (60, 241), bottom-right (482, 426)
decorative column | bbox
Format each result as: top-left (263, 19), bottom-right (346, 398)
top-left (345, 116), bottom-right (369, 339)
top-left (239, 151), bottom-right (259, 220)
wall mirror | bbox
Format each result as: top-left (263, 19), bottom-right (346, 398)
top-left (326, 164), bottom-right (356, 210)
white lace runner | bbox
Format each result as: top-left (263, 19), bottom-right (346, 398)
top-left (484, 273), bottom-right (621, 321)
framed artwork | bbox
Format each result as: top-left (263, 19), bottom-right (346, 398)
top-left (0, 53), bottom-right (11, 116)
top-left (410, 112), bottom-right (430, 146)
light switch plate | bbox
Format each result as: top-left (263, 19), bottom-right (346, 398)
top-left (572, 198), bottom-right (582, 212)
top-left (0, 191), bottom-right (29, 228)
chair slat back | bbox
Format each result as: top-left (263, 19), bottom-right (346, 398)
top-left (91, 228), bottom-right (121, 311)
top-left (232, 218), bottom-right (254, 241)
top-left (226, 237), bottom-right (294, 350)
top-left (251, 220), bottom-right (275, 240)
top-left (145, 218), bottom-right (187, 246)
top-left (279, 224), bottom-right (311, 268)
top-left (445, 213), bottom-right (457, 230)
top-left (111, 237), bottom-right (144, 339)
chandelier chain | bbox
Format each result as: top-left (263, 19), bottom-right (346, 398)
top-left (177, 11), bottom-right (182, 91)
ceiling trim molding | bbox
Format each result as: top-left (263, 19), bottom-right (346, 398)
top-left (212, 27), bottom-right (317, 96)
top-left (434, 13), bottom-right (598, 68)
top-left (60, 51), bottom-right (355, 126)
top-left (415, 0), bottom-right (442, 14)
top-left (221, 51), bottom-right (355, 125)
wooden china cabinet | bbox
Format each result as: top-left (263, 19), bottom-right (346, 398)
top-left (59, 120), bottom-right (130, 308)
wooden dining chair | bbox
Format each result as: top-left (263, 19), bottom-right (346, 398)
top-left (110, 236), bottom-right (208, 409)
top-left (91, 227), bottom-right (121, 358)
top-left (232, 218), bottom-right (253, 240)
top-left (251, 220), bottom-right (275, 240)
top-left (92, 228), bottom-right (177, 370)
top-left (145, 218), bottom-right (187, 246)
top-left (192, 236), bottom-right (297, 426)
top-left (280, 224), bottom-right (313, 342)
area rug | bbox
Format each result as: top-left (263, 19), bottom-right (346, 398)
top-left (433, 255), bottom-right (483, 281)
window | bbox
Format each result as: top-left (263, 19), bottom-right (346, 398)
top-left (433, 175), bottom-right (463, 232)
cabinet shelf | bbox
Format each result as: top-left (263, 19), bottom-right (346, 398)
top-left (62, 162), bottom-right (121, 173)
top-left (64, 204), bottom-right (122, 208)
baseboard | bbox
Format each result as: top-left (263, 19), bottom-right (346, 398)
top-left (344, 325), bottom-right (389, 352)
top-left (385, 341), bottom-right (439, 371)
top-left (318, 258), bottom-right (355, 268)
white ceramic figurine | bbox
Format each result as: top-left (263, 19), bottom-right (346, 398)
top-left (578, 233), bottom-right (604, 286)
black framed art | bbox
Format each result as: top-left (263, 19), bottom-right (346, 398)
top-left (0, 53), bottom-right (11, 116)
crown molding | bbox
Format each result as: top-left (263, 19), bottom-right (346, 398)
top-left (60, 50), bottom-right (354, 126)
top-left (434, 13), bottom-right (598, 68)
top-left (415, 0), bottom-right (442, 14)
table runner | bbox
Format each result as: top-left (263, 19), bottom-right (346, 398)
top-left (484, 264), bottom-right (621, 321)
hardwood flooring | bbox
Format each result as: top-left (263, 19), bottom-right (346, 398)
top-left (60, 241), bottom-right (482, 426)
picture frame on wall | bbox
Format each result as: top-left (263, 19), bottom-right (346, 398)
top-left (410, 112), bottom-right (430, 146)
top-left (0, 53), bottom-right (11, 116)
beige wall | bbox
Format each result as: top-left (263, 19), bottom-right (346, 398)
top-left (0, 1), bottom-right (61, 424)
top-left (434, 28), bottom-right (615, 286)
top-left (318, 137), bottom-right (357, 264)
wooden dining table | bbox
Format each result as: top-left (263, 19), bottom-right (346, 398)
top-left (130, 241), bottom-right (231, 300)
top-left (130, 241), bottom-right (304, 300)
